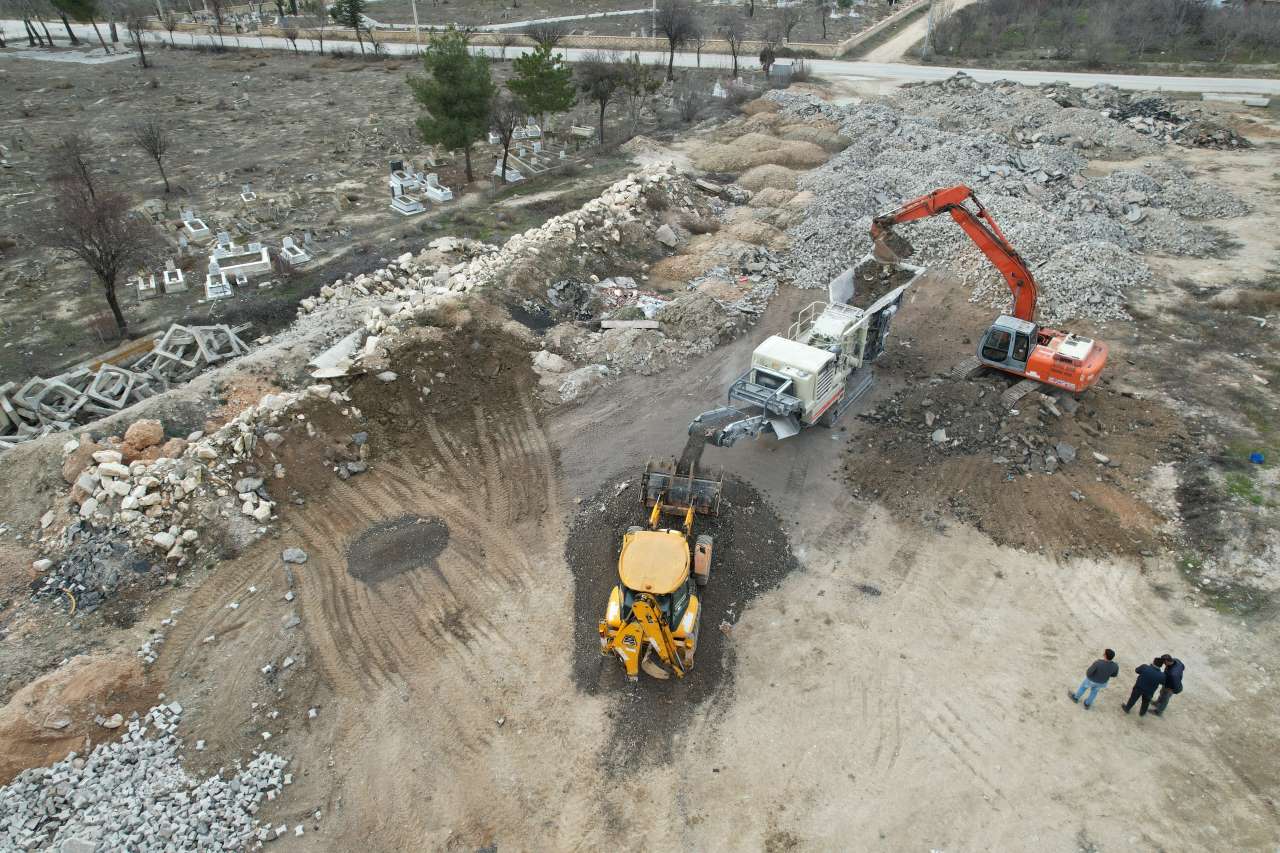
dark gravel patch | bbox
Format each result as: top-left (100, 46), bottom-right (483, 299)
top-left (567, 469), bottom-right (800, 769)
top-left (347, 514), bottom-right (449, 585)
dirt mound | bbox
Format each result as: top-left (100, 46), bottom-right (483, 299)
top-left (346, 310), bottom-right (539, 450)
top-left (0, 653), bottom-right (150, 784)
top-left (778, 124), bottom-right (850, 152)
top-left (748, 186), bottom-right (800, 208)
top-left (347, 514), bottom-right (449, 585)
top-left (566, 471), bottom-right (799, 767)
top-left (737, 164), bottom-right (800, 192)
top-left (693, 133), bottom-right (830, 172)
top-left (844, 371), bottom-right (1190, 558)
top-left (741, 97), bottom-right (781, 115)
top-left (724, 218), bottom-right (788, 249)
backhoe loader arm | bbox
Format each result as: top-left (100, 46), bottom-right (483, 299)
top-left (871, 185), bottom-right (1038, 322)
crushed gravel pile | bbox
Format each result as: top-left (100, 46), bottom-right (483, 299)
top-left (771, 79), bottom-right (1247, 325)
top-left (0, 703), bottom-right (290, 851)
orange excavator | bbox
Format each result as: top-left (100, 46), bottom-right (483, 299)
top-left (871, 186), bottom-right (1108, 403)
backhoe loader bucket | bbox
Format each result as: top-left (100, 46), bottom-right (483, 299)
top-left (871, 225), bottom-right (916, 265)
top-left (641, 458), bottom-right (723, 517)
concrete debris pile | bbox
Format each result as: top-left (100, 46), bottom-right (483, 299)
top-left (857, 376), bottom-right (1094, 477)
top-left (1039, 82), bottom-right (1252, 150)
top-left (536, 289), bottom-right (753, 390)
top-left (36, 384), bottom-right (360, 595)
top-left (771, 83), bottom-right (1246, 324)
top-left (0, 703), bottom-right (289, 852)
top-left (297, 236), bottom-right (496, 317)
top-left (1, 325), bottom-right (250, 454)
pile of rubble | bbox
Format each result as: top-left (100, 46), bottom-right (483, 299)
top-left (771, 79), bottom-right (1248, 324)
top-left (857, 375), bottom-right (1101, 480)
top-left (1039, 83), bottom-right (1253, 150)
top-left (33, 384), bottom-right (363, 606)
top-left (1, 325), bottom-right (250, 454)
top-left (0, 703), bottom-right (292, 851)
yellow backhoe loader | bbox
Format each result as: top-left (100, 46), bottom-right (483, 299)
top-left (598, 458), bottom-right (722, 681)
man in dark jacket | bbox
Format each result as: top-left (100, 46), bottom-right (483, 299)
top-left (1069, 648), bottom-right (1119, 709)
top-left (1122, 658), bottom-right (1167, 716)
top-left (1152, 654), bottom-right (1184, 717)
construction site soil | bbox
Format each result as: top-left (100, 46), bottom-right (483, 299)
top-left (3, 63), bottom-right (1280, 851)
top-left (566, 471), bottom-right (800, 766)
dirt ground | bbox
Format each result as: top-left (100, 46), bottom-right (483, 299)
top-left (2, 60), bottom-right (1280, 852)
top-left (0, 45), bottom-right (672, 381)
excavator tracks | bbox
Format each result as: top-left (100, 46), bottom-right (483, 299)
top-left (1000, 379), bottom-right (1041, 409)
top-left (949, 356), bottom-right (986, 380)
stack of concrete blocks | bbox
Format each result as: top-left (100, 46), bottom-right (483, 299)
top-left (0, 325), bottom-right (250, 452)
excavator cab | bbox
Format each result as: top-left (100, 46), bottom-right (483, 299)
top-left (978, 315), bottom-right (1035, 372)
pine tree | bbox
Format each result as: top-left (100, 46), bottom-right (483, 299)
top-left (330, 0), bottom-right (368, 54)
top-left (409, 28), bottom-right (495, 183)
top-left (507, 43), bottom-right (576, 130)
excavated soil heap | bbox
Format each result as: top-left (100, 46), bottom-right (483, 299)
top-left (567, 470), bottom-right (799, 767)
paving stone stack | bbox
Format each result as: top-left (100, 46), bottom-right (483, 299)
top-left (0, 325), bottom-right (250, 455)
top-left (0, 704), bottom-right (287, 852)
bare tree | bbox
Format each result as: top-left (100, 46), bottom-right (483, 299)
top-left (777, 3), bottom-right (800, 45)
top-left (302, 0), bottom-right (324, 52)
top-left (815, 0), bottom-right (831, 40)
top-left (689, 20), bottom-right (706, 67)
top-left (718, 10), bottom-right (747, 78)
top-left (496, 30), bottom-right (517, 60)
top-left (673, 73), bottom-right (703, 123)
top-left (575, 50), bottom-right (624, 144)
top-left (918, 0), bottom-right (952, 59)
top-left (655, 0), bottom-right (696, 81)
top-left (283, 22), bottom-right (299, 51)
top-left (524, 19), bottom-right (565, 49)
top-left (619, 54), bottom-right (660, 133)
top-left (130, 116), bottom-right (172, 192)
top-left (207, 0), bottom-right (225, 45)
top-left (491, 90), bottom-right (526, 185)
top-left (48, 157), bottom-right (152, 338)
top-left (50, 133), bottom-right (98, 200)
top-left (125, 11), bottom-right (149, 67)
top-left (163, 9), bottom-right (178, 44)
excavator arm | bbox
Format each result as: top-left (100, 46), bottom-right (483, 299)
top-left (871, 186), bottom-right (1038, 323)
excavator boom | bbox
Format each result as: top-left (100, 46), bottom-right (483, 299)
top-left (871, 185), bottom-right (1038, 322)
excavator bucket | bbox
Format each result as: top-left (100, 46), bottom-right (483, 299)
top-left (642, 457), bottom-right (723, 517)
top-left (871, 226), bottom-right (916, 265)
top-left (640, 650), bottom-right (672, 680)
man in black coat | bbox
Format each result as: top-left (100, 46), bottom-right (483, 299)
top-left (1122, 657), bottom-right (1167, 716)
top-left (1152, 654), bottom-right (1185, 717)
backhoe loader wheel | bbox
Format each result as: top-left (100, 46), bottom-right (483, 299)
top-left (694, 534), bottom-right (713, 588)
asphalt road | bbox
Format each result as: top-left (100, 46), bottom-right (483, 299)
top-left (4, 19), bottom-right (1280, 95)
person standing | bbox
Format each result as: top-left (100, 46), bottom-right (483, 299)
top-left (1152, 654), bottom-right (1185, 717)
top-left (1122, 658), bottom-right (1167, 716)
top-left (1068, 648), bottom-right (1119, 709)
